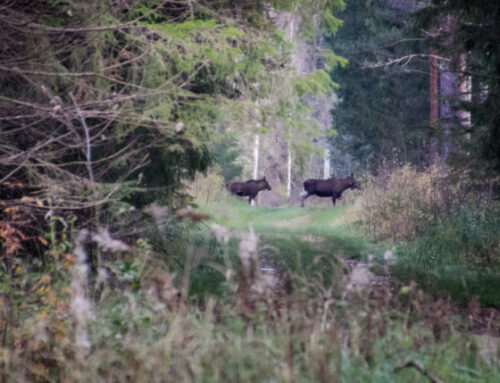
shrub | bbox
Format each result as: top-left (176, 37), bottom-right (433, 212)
top-left (353, 164), bottom-right (461, 242)
top-left (2, 234), bottom-right (499, 381)
top-left (186, 166), bottom-right (228, 205)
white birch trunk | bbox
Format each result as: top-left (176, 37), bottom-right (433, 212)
top-left (286, 16), bottom-right (294, 200)
top-left (323, 147), bottom-right (331, 179)
top-left (459, 53), bottom-right (471, 129)
top-left (252, 134), bottom-right (259, 205)
top-left (253, 134), bottom-right (259, 179)
top-left (289, 16), bottom-right (294, 41)
top-left (287, 147), bottom-right (292, 198)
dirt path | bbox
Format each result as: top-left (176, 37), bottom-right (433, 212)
top-left (274, 214), bottom-right (311, 228)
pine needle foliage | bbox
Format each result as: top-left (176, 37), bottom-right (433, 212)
top-left (0, 0), bottom-right (342, 237)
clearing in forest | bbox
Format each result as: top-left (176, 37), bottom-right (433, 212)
top-left (200, 199), bottom-right (386, 297)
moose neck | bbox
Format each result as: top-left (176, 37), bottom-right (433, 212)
top-left (256, 181), bottom-right (267, 190)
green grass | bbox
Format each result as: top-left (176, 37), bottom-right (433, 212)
top-left (199, 199), bottom-right (500, 309)
top-left (201, 197), bottom-right (349, 231)
top-left (201, 198), bottom-right (383, 260)
top-left (187, 198), bottom-right (384, 298)
top-left (392, 263), bottom-right (500, 306)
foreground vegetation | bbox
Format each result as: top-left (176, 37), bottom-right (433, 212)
top-left (394, 206), bottom-right (500, 306)
top-left (1, 195), bottom-right (499, 381)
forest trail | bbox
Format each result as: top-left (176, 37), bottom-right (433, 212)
top-left (202, 199), bottom-right (389, 297)
top-left (202, 199), bottom-right (500, 341)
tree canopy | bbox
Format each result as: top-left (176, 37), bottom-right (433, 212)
top-left (327, 0), bottom-right (430, 173)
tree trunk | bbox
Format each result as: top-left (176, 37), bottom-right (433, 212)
top-left (458, 53), bottom-right (471, 129)
top-left (287, 146), bottom-right (292, 198)
top-left (253, 134), bottom-right (259, 179)
top-left (323, 147), bottom-right (331, 179)
top-left (439, 61), bottom-right (455, 159)
top-left (253, 134), bottom-right (259, 205)
top-left (429, 50), bottom-right (439, 164)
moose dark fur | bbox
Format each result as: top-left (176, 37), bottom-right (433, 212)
top-left (300, 174), bottom-right (358, 207)
top-left (228, 177), bottom-right (272, 205)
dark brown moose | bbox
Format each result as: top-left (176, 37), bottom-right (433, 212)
top-left (300, 174), bottom-right (358, 207)
top-left (228, 177), bottom-right (272, 205)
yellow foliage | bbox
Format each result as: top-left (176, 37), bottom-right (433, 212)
top-left (32, 363), bottom-right (48, 379)
top-left (48, 292), bottom-right (57, 306)
top-left (36, 286), bottom-right (49, 296)
top-left (36, 311), bottom-right (49, 321)
top-left (62, 253), bottom-right (74, 270)
top-left (53, 321), bottom-right (66, 343)
top-left (187, 166), bottom-right (228, 204)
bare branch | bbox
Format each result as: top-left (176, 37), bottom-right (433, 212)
top-left (395, 361), bottom-right (444, 383)
top-left (362, 54), bottom-right (450, 69)
top-left (69, 92), bottom-right (95, 185)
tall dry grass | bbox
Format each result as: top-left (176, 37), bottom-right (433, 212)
top-left (351, 164), bottom-right (464, 242)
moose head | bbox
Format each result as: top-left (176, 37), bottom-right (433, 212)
top-left (345, 173), bottom-right (359, 190)
top-left (258, 177), bottom-right (272, 191)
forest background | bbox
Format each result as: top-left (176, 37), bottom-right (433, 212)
top-left (1, 0), bottom-right (500, 381)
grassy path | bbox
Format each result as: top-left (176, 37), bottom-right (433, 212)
top-left (201, 198), bottom-right (383, 261)
top-left (195, 199), bottom-right (387, 297)
top-left (190, 199), bottom-right (500, 381)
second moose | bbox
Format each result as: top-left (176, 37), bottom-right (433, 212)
top-left (300, 174), bottom-right (358, 207)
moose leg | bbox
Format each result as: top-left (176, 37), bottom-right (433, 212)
top-left (331, 195), bottom-right (337, 206)
top-left (249, 193), bottom-right (258, 205)
top-left (300, 191), bottom-right (310, 208)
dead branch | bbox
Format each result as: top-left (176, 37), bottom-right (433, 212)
top-left (395, 361), bottom-right (444, 383)
top-left (362, 54), bottom-right (450, 69)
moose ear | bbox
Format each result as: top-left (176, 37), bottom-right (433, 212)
top-left (263, 176), bottom-right (266, 181)
top-left (350, 172), bottom-right (353, 177)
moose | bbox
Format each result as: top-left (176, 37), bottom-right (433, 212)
top-left (300, 174), bottom-right (358, 207)
top-left (228, 177), bottom-right (272, 205)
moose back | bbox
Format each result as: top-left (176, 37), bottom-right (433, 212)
top-left (300, 174), bottom-right (358, 207)
top-left (228, 177), bottom-right (272, 205)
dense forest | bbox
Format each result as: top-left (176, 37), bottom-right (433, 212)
top-left (1, 0), bottom-right (499, 381)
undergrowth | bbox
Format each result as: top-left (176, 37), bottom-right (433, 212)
top-left (1, 188), bottom-right (500, 381)
top-left (1, 220), bottom-right (499, 382)
top-left (350, 164), bottom-right (500, 307)
top-left (351, 164), bottom-right (461, 242)
top-left (394, 206), bottom-right (500, 306)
